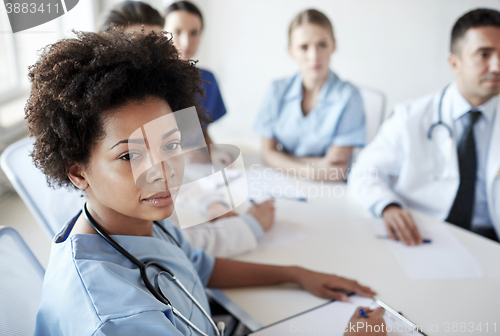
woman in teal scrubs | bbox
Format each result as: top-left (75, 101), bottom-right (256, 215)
top-left (255, 9), bottom-right (366, 182)
top-left (29, 30), bottom-right (383, 335)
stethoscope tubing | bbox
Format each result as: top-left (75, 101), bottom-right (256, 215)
top-left (82, 203), bottom-right (221, 336)
top-left (427, 83), bottom-right (453, 140)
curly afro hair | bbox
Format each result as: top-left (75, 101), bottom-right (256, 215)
top-left (26, 30), bottom-right (209, 189)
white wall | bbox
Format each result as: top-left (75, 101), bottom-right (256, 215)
top-left (7, 0), bottom-right (499, 147)
top-left (188, 0), bottom-right (500, 147)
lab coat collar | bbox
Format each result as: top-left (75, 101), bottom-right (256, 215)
top-left (283, 70), bottom-right (336, 104)
top-left (449, 81), bottom-right (497, 122)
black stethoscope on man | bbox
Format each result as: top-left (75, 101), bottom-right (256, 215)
top-left (427, 84), bottom-right (453, 140)
top-left (427, 84), bottom-right (456, 180)
top-left (83, 203), bottom-right (224, 336)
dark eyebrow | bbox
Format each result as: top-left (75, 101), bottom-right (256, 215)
top-left (475, 47), bottom-right (494, 53)
top-left (162, 128), bottom-right (180, 140)
top-left (110, 138), bottom-right (144, 149)
top-left (110, 128), bottom-right (180, 149)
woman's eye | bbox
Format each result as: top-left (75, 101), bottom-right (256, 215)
top-left (300, 45), bottom-right (307, 51)
top-left (190, 30), bottom-right (199, 37)
top-left (319, 42), bottom-right (327, 48)
top-left (165, 142), bottom-right (181, 151)
top-left (119, 152), bottom-right (141, 161)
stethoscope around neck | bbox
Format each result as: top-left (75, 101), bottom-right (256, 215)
top-left (82, 203), bottom-right (223, 336)
top-left (426, 84), bottom-right (455, 181)
top-left (427, 84), bottom-right (453, 140)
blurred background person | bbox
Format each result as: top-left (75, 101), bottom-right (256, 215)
top-left (164, 0), bottom-right (227, 148)
top-left (254, 9), bottom-right (366, 182)
top-left (349, 9), bottom-right (500, 244)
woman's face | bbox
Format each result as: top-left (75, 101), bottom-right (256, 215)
top-left (73, 97), bottom-right (184, 226)
top-left (288, 23), bottom-right (336, 81)
top-left (164, 10), bottom-right (202, 60)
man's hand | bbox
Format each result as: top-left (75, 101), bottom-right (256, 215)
top-left (382, 204), bottom-right (422, 245)
top-left (344, 307), bottom-right (387, 336)
top-left (295, 268), bottom-right (376, 301)
top-left (247, 199), bottom-right (275, 231)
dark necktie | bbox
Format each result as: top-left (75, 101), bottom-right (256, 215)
top-left (445, 110), bottom-right (481, 229)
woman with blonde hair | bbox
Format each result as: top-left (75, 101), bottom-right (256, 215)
top-left (255, 9), bottom-right (365, 182)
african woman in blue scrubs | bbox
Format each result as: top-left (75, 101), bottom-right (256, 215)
top-left (99, 1), bottom-right (277, 257)
top-left (255, 9), bottom-right (366, 182)
top-left (164, 1), bottom-right (226, 147)
top-left (29, 30), bottom-right (384, 335)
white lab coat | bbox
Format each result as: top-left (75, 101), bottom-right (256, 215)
top-left (348, 88), bottom-right (500, 235)
top-left (174, 169), bottom-right (262, 258)
top-left (179, 216), bottom-right (259, 258)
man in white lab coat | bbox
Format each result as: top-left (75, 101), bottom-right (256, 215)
top-left (349, 8), bottom-right (500, 244)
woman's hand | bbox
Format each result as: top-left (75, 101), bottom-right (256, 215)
top-left (314, 156), bottom-right (349, 181)
top-left (344, 307), bottom-right (387, 336)
top-left (207, 203), bottom-right (237, 221)
top-left (210, 147), bottom-right (234, 168)
top-left (295, 268), bottom-right (376, 301)
top-left (247, 199), bottom-right (275, 231)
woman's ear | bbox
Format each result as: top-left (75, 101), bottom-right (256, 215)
top-left (67, 163), bottom-right (89, 190)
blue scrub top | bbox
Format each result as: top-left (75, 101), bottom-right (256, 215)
top-left (254, 70), bottom-right (365, 157)
top-left (200, 68), bottom-right (226, 127)
top-left (34, 213), bottom-right (216, 336)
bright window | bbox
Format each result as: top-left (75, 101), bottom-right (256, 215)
top-left (0, 1), bottom-right (95, 142)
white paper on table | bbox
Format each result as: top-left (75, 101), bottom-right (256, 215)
top-left (256, 221), bottom-right (306, 252)
top-left (234, 166), bottom-right (306, 203)
top-left (184, 165), bottom-right (306, 204)
top-left (249, 295), bottom-right (420, 335)
top-left (378, 212), bottom-right (483, 280)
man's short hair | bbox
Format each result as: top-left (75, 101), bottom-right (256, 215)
top-left (451, 8), bottom-right (500, 54)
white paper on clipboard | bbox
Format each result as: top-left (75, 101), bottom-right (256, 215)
top-left (249, 296), bottom-right (422, 335)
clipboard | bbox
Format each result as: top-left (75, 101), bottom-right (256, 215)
top-left (248, 295), bottom-right (427, 335)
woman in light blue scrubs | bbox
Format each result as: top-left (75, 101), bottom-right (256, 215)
top-left (28, 29), bottom-right (382, 336)
top-left (255, 9), bottom-right (366, 182)
top-left (164, 1), bottom-right (226, 146)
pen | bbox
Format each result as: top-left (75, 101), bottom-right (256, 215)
top-left (373, 298), bottom-right (428, 336)
top-left (278, 195), bottom-right (308, 202)
top-left (250, 196), bottom-right (308, 203)
top-left (358, 308), bottom-right (368, 317)
top-left (376, 235), bottom-right (432, 244)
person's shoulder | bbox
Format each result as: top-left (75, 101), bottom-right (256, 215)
top-left (393, 90), bottom-right (439, 120)
top-left (199, 68), bottom-right (216, 82)
top-left (36, 228), bottom-right (103, 335)
top-left (328, 71), bottom-right (360, 98)
top-left (268, 73), bottom-right (300, 97)
top-left (271, 73), bottom-right (298, 86)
